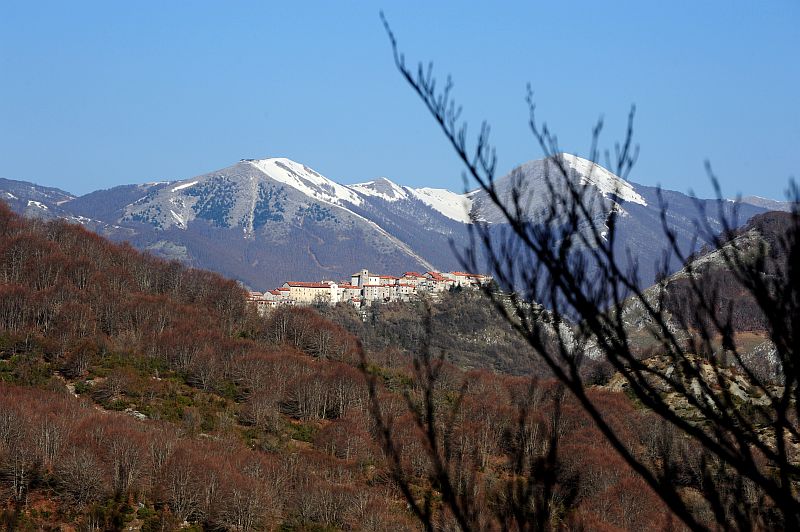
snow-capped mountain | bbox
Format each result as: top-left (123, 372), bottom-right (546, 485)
top-left (248, 158), bottom-right (365, 208)
top-left (470, 153), bottom-right (768, 286)
top-left (471, 153), bottom-right (647, 224)
top-left (43, 158), bottom-right (471, 288)
top-left (0, 154), bottom-right (772, 291)
top-left (349, 177), bottom-right (474, 223)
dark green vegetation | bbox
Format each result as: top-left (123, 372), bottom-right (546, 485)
top-left (252, 185), bottom-right (288, 227)
top-left (187, 177), bottom-right (239, 227)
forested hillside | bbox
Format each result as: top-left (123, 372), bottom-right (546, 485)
top-left (317, 290), bottom-right (543, 376)
top-left (0, 201), bottom-right (777, 530)
top-left (663, 210), bottom-right (794, 334)
top-left (614, 210), bottom-right (797, 383)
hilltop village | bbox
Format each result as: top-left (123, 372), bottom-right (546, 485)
top-left (248, 269), bottom-right (492, 311)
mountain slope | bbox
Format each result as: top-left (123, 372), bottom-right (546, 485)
top-left (470, 153), bottom-right (768, 286)
top-left (60, 159), bottom-right (445, 288)
top-left (0, 154), bottom-right (773, 291)
top-left (740, 195), bottom-right (794, 213)
top-left (0, 177), bottom-right (75, 219)
top-left (616, 209), bottom-right (797, 381)
top-left (345, 177), bottom-right (474, 273)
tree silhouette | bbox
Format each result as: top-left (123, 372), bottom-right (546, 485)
top-left (377, 12), bottom-right (799, 530)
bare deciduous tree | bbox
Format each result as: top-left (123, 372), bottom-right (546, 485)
top-left (375, 13), bottom-right (799, 530)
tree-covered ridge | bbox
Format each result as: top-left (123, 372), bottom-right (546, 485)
top-left (0, 201), bottom-right (411, 529)
top-left (662, 210), bottom-right (795, 334)
top-left (318, 290), bottom-right (540, 376)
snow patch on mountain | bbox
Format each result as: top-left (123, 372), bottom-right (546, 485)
top-left (68, 214), bottom-right (100, 225)
top-left (350, 178), bottom-right (409, 202)
top-left (247, 158), bottom-right (363, 207)
top-left (172, 180), bottom-right (198, 192)
top-left (170, 210), bottom-right (186, 229)
top-left (407, 187), bottom-right (474, 223)
top-left (349, 177), bottom-right (475, 223)
top-left (559, 153), bottom-right (647, 206)
top-left (27, 200), bottom-right (48, 210)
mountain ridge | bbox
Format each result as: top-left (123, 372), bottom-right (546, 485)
top-left (0, 154), bottom-right (775, 290)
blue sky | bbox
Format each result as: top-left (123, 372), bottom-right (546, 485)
top-left (0, 1), bottom-right (797, 199)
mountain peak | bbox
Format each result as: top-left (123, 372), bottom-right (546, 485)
top-left (246, 158), bottom-right (363, 207)
top-left (349, 177), bottom-right (409, 202)
top-left (553, 153), bottom-right (647, 206)
top-left (1, 154), bottom-right (773, 291)
top-left (348, 178), bottom-right (474, 223)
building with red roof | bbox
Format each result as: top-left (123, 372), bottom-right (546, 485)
top-left (248, 267), bottom-right (492, 310)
